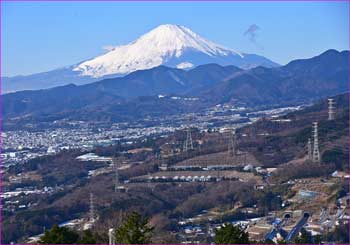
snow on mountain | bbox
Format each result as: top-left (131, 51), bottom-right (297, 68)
top-left (73, 24), bottom-right (269, 78)
top-left (177, 62), bottom-right (194, 69)
top-left (3, 24), bottom-right (279, 93)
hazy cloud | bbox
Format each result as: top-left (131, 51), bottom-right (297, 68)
top-left (244, 24), bottom-right (260, 43)
top-left (244, 24), bottom-right (263, 49)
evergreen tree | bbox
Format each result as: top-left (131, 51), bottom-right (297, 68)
top-left (39, 224), bottom-right (79, 244)
top-left (214, 223), bottom-right (250, 244)
top-left (324, 223), bottom-right (349, 243)
top-left (78, 230), bottom-right (97, 244)
top-left (313, 234), bottom-right (322, 244)
top-left (115, 212), bottom-right (154, 244)
top-left (294, 228), bottom-right (313, 244)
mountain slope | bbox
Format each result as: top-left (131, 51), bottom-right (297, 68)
top-left (2, 68), bottom-right (99, 94)
top-left (2, 84), bottom-right (124, 120)
top-left (3, 64), bottom-right (241, 123)
top-left (238, 92), bottom-right (349, 171)
top-left (2, 24), bottom-right (278, 93)
top-left (74, 24), bottom-right (278, 78)
top-left (81, 64), bottom-right (243, 98)
top-left (202, 49), bottom-right (349, 105)
top-left (3, 49), bottom-right (349, 125)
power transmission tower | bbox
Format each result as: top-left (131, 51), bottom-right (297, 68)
top-left (228, 129), bottom-right (237, 157)
top-left (328, 98), bottom-right (335, 120)
top-left (312, 122), bottom-right (320, 163)
top-left (226, 128), bottom-right (237, 165)
top-left (185, 128), bottom-right (193, 151)
top-left (89, 193), bottom-right (95, 222)
top-left (307, 138), bottom-right (313, 160)
top-left (319, 208), bottom-right (329, 225)
top-left (183, 120), bottom-right (193, 152)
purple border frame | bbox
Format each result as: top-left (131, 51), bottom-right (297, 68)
top-left (0, 0), bottom-right (349, 244)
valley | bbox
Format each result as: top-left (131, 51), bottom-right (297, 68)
top-left (2, 93), bottom-right (349, 244)
top-left (2, 11), bottom-right (349, 244)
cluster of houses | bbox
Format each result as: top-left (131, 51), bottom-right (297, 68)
top-left (135, 175), bottom-right (220, 183)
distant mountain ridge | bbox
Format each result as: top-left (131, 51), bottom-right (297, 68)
top-left (2, 24), bottom-right (278, 93)
top-left (3, 63), bottom-right (240, 122)
top-left (201, 49), bottom-right (349, 105)
top-left (3, 49), bottom-right (349, 125)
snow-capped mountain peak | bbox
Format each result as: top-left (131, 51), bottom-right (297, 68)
top-left (73, 24), bottom-right (245, 78)
top-left (135, 24), bottom-right (242, 57)
top-left (3, 24), bottom-right (279, 93)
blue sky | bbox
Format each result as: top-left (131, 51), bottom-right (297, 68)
top-left (2, 1), bottom-right (349, 77)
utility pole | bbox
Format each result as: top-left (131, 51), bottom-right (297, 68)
top-left (328, 98), bottom-right (335, 120)
top-left (243, 152), bottom-right (247, 165)
top-left (147, 172), bottom-right (152, 191)
top-left (113, 158), bottom-right (119, 192)
top-left (108, 228), bottom-right (115, 245)
top-left (312, 122), bottom-right (320, 163)
top-left (251, 125), bottom-right (257, 141)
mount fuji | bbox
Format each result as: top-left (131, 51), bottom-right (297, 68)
top-left (3, 24), bottom-right (279, 93)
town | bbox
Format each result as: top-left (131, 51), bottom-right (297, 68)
top-left (1, 103), bottom-right (300, 168)
top-left (2, 95), bottom-right (349, 244)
